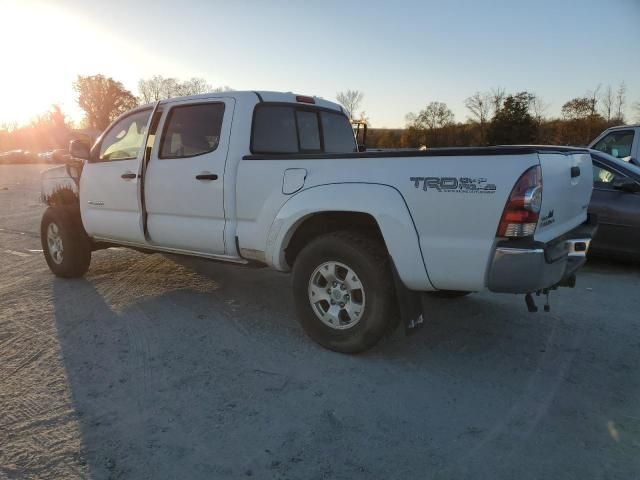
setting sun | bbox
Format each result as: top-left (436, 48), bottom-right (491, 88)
top-left (0, 0), bottom-right (163, 126)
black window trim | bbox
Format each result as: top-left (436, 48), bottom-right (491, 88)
top-left (93, 107), bottom-right (153, 163)
top-left (158, 101), bottom-right (226, 160)
top-left (250, 102), bottom-right (352, 155)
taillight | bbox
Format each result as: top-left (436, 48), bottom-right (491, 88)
top-left (497, 165), bottom-right (542, 238)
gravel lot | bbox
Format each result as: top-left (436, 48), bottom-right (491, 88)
top-left (1, 164), bottom-right (639, 480)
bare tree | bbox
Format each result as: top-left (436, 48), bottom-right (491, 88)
top-left (138, 75), bottom-right (222, 102)
top-left (490, 86), bottom-right (506, 115)
top-left (336, 90), bottom-right (364, 119)
top-left (465, 91), bottom-right (491, 142)
top-left (600, 85), bottom-right (614, 122)
top-left (528, 94), bottom-right (549, 124)
top-left (74, 75), bottom-right (138, 130)
top-left (138, 75), bottom-right (165, 103)
top-left (587, 84), bottom-right (602, 117)
top-left (177, 77), bottom-right (214, 96)
top-left (614, 82), bottom-right (627, 121)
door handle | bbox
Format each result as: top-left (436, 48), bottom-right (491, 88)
top-left (195, 173), bottom-right (218, 181)
top-left (121, 172), bottom-right (137, 179)
top-left (570, 166), bottom-right (580, 178)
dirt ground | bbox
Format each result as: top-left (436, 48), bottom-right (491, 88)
top-left (0, 164), bottom-right (639, 480)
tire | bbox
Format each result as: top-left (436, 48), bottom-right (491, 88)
top-left (41, 206), bottom-right (91, 278)
top-left (291, 231), bottom-right (397, 353)
top-left (427, 290), bottom-right (471, 299)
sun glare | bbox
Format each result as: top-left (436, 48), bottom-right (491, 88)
top-left (0, 1), bottom-right (155, 127)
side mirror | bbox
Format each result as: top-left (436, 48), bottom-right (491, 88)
top-left (357, 144), bottom-right (367, 152)
top-left (612, 178), bottom-right (640, 193)
top-left (69, 140), bottom-right (90, 160)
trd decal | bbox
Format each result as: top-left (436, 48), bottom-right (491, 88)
top-left (540, 209), bottom-right (555, 227)
top-left (410, 176), bottom-right (497, 194)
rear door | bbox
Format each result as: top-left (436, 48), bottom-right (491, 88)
top-left (534, 151), bottom-right (593, 243)
top-left (80, 108), bottom-right (151, 243)
top-left (143, 98), bottom-right (234, 254)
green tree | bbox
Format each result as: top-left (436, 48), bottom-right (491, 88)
top-left (74, 75), bottom-right (138, 131)
top-left (487, 92), bottom-right (537, 145)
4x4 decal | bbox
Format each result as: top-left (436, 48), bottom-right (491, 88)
top-left (410, 176), bottom-right (497, 194)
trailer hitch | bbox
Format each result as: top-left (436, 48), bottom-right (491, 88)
top-left (524, 288), bottom-right (554, 313)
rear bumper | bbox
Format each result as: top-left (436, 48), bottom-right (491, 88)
top-left (487, 218), bottom-right (597, 294)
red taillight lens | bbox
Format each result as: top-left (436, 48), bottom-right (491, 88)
top-left (296, 95), bottom-right (315, 104)
top-left (497, 165), bottom-right (542, 238)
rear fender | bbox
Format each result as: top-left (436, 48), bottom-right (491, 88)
top-left (266, 183), bottom-right (434, 291)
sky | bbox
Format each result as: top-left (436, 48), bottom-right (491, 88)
top-left (0, 0), bottom-right (639, 128)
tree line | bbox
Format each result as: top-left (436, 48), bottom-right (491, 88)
top-left (1, 75), bottom-right (639, 156)
top-left (341, 83), bottom-right (639, 149)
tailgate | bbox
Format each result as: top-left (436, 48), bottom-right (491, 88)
top-left (534, 151), bottom-right (593, 243)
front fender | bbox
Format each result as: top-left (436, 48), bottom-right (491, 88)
top-left (266, 183), bottom-right (434, 291)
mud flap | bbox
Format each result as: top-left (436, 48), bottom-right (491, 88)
top-left (391, 264), bottom-right (425, 335)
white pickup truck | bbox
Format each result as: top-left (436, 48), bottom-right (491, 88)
top-left (41, 91), bottom-right (596, 353)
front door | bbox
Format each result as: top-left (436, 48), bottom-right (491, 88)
top-left (590, 161), bottom-right (640, 255)
top-left (80, 108), bottom-right (151, 243)
top-left (143, 98), bottom-right (234, 255)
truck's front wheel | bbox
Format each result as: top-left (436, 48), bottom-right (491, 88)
top-left (292, 231), bottom-right (397, 353)
top-left (41, 207), bottom-right (91, 278)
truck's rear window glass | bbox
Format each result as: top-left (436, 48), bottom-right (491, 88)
top-left (251, 104), bottom-right (356, 155)
top-left (252, 106), bottom-right (298, 154)
top-left (321, 112), bottom-right (357, 153)
top-left (160, 103), bottom-right (225, 159)
top-left (296, 110), bottom-right (321, 151)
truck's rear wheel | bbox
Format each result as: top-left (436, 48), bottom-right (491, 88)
top-left (41, 207), bottom-right (91, 278)
top-left (291, 231), bottom-right (397, 353)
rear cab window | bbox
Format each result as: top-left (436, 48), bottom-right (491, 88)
top-left (251, 103), bottom-right (356, 155)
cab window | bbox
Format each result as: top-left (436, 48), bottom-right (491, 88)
top-left (592, 130), bottom-right (635, 159)
top-left (98, 109), bottom-right (151, 162)
top-left (159, 103), bottom-right (225, 159)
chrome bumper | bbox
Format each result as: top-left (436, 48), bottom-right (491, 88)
top-left (487, 221), bottom-right (596, 294)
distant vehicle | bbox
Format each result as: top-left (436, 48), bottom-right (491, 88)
top-left (51, 149), bottom-right (70, 163)
top-left (588, 150), bottom-right (640, 261)
top-left (40, 91), bottom-right (595, 352)
top-left (0, 150), bottom-right (37, 164)
top-left (589, 124), bottom-right (639, 166)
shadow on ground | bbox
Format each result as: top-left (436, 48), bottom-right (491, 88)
top-left (52, 252), bottom-right (640, 479)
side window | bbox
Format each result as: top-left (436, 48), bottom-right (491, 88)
top-left (160, 103), bottom-right (225, 159)
top-left (252, 106), bottom-right (298, 154)
top-left (251, 104), bottom-right (356, 154)
top-left (592, 130), bottom-right (635, 159)
top-left (296, 110), bottom-right (320, 151)
top-left (321, 111), bottom-right (357, 153)
top-left (98, 110), bottom-right (151, 162)
top-left (593, 163), bottom-right (623, 189)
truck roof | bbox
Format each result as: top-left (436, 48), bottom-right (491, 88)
top-left (601, 123), bottom-right (640, 131)
top-left (140, 90), bottom-right (344, 113)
